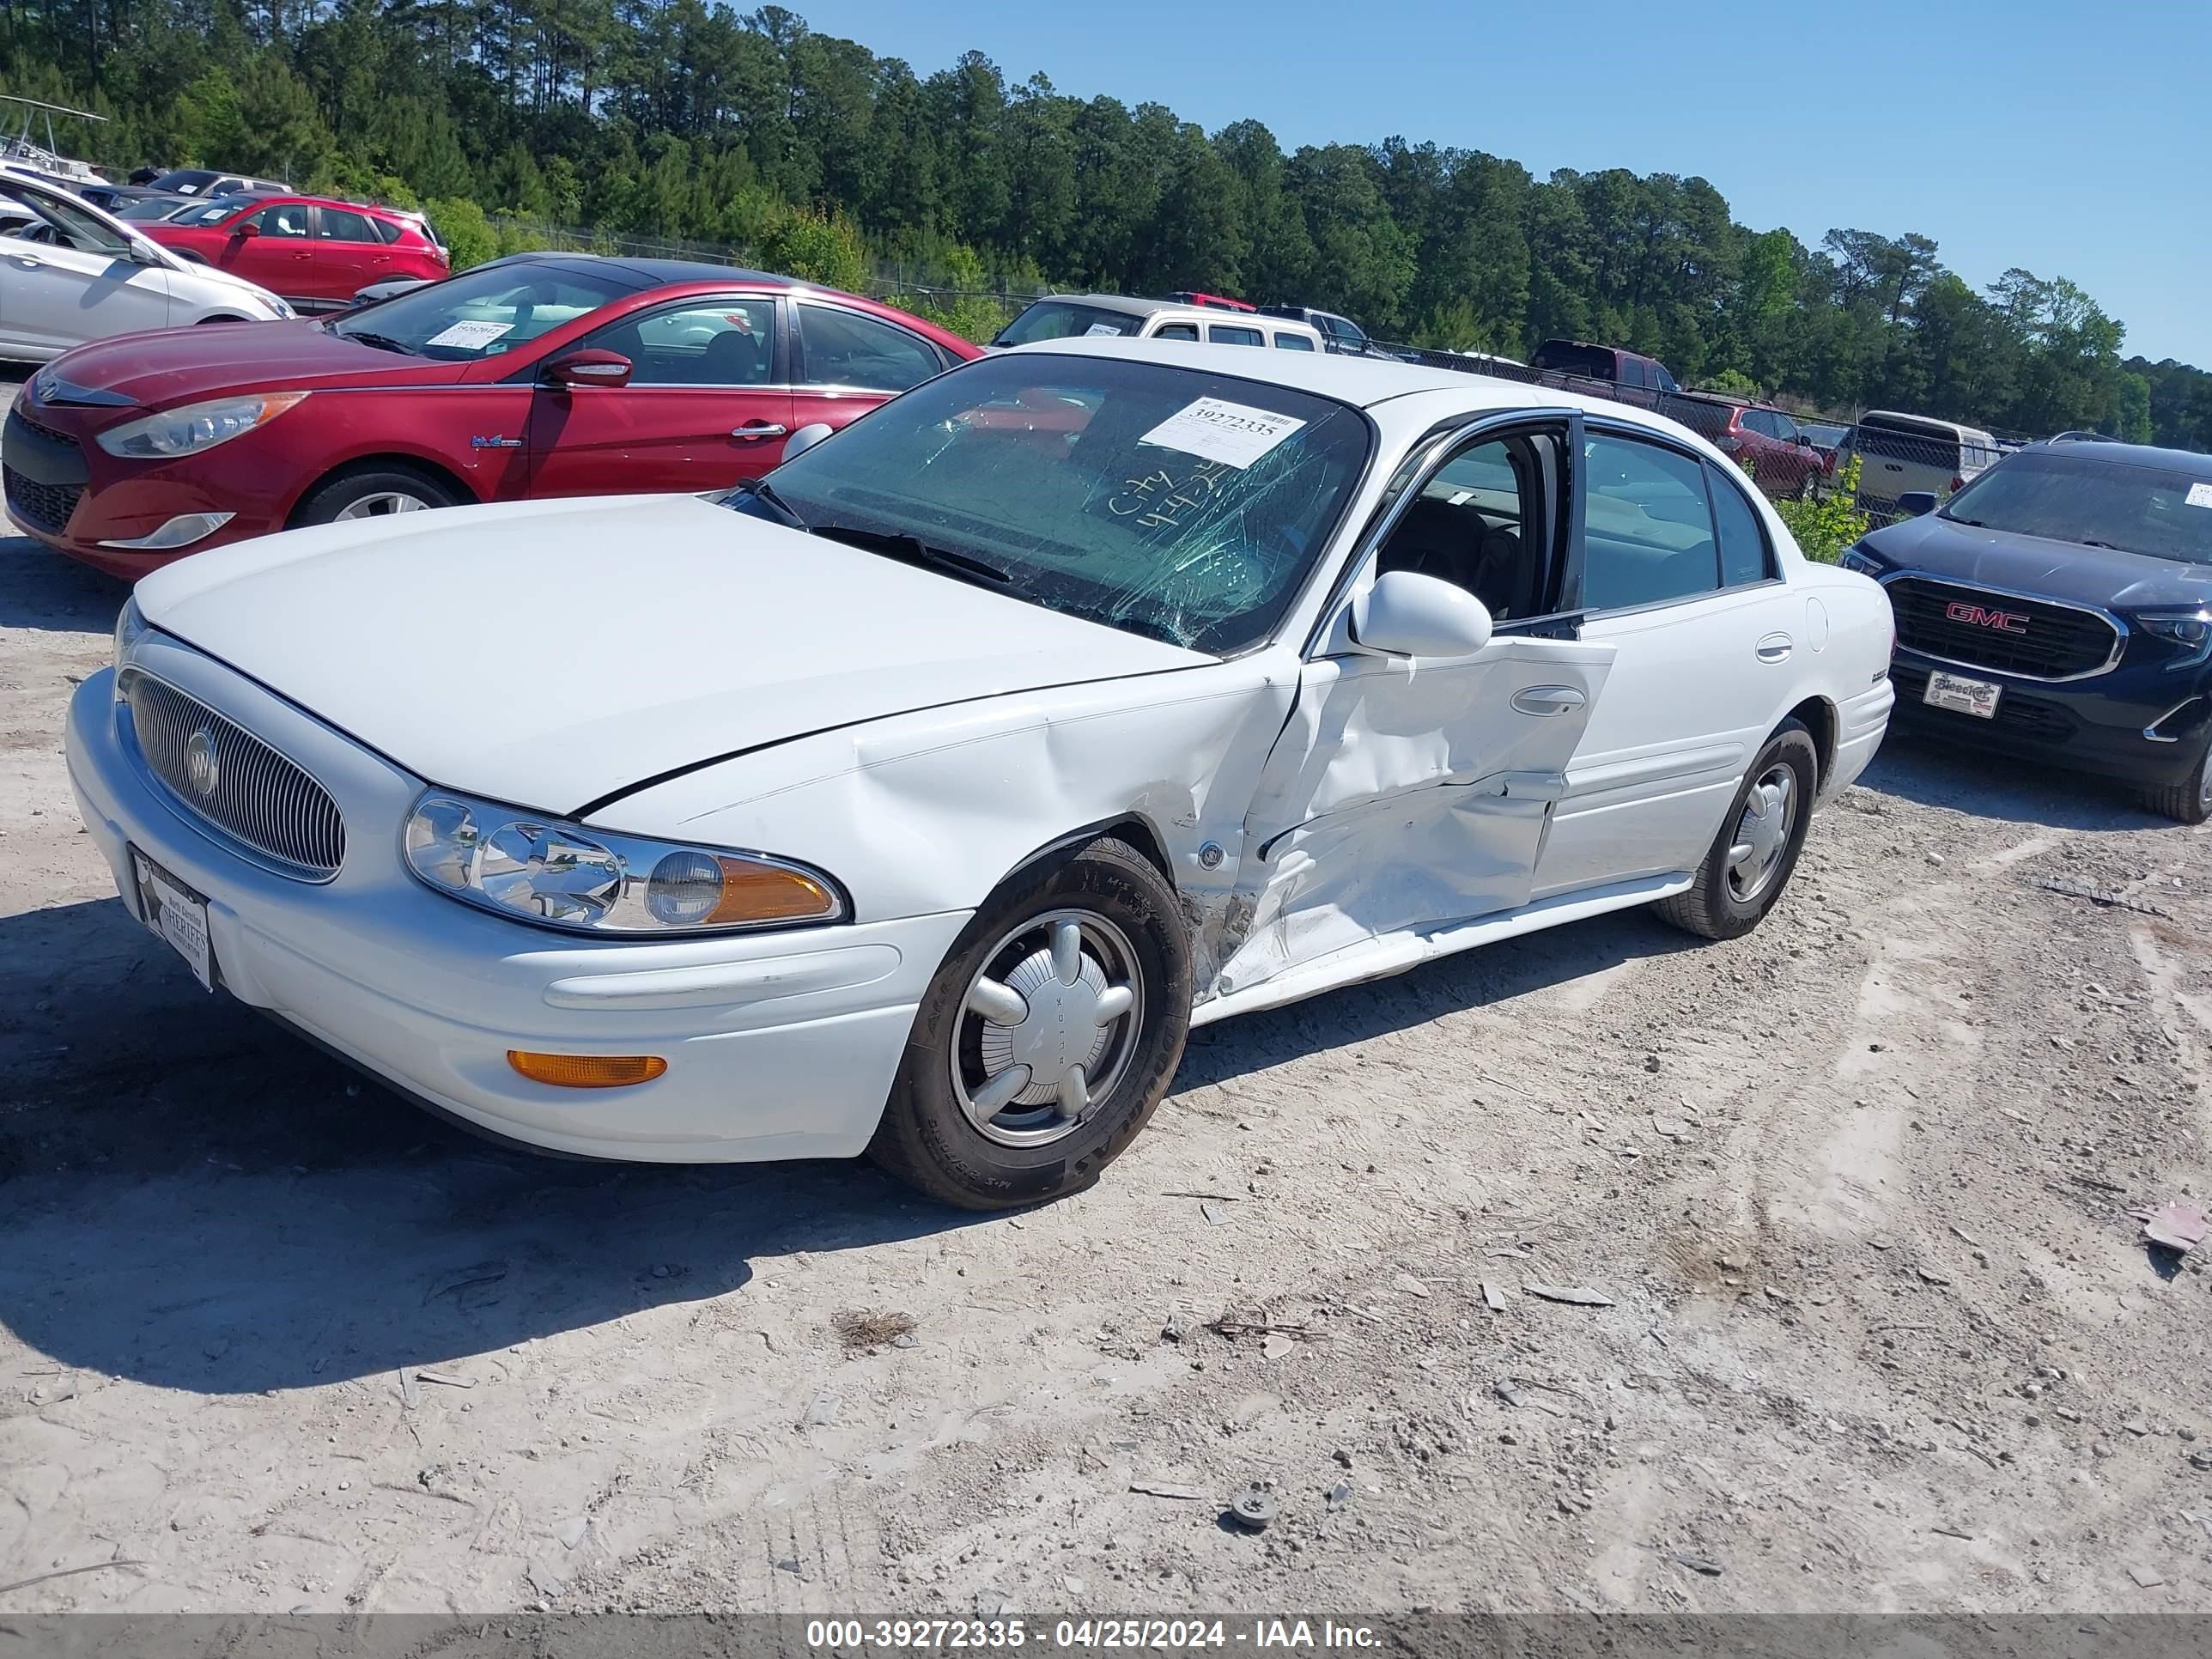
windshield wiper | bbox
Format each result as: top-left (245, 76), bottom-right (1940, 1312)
top-left (341, 330), bottom-right (419, 357)
top-left (728, 476), bottom-right (808, 529)
top-left (810, 523), bottom-right (1014, 588)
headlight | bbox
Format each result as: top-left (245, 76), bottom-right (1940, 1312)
top-left (112, 595), bottom-right (148, 678)
top-left (2135, 608), bottom-right (2212, 666)
top-left (95, 392), bottom-right (309, 459)
top-left (403, 791), bottom-right (846, 935)
top-left (270, 297), bottom-right (295, 320)
top-left (1838, 544), bottom-right (1884, 576)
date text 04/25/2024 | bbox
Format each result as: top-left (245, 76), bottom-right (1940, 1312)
top-left (804, 1620), bottom-right (1381, 1650)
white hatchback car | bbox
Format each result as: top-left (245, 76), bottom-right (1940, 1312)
top-left (0, 166), bottom-right (289, 360)
top-left (67, 342), bottom-right (1893, 1207)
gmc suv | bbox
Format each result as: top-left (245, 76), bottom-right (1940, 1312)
top-left (1845, 439), bottom-right (2212, 821)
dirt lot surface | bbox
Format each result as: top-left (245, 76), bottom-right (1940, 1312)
top-left (3, 501), bottom-right (2210, 1617)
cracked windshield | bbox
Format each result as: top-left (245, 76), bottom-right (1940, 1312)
top-left (725, 355), bottom-right (1371, 653)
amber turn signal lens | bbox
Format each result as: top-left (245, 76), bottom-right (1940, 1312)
top-left (707, 856), bottom-right (836, 924)
top-left (507, 1051), bottom-right (668, 1089)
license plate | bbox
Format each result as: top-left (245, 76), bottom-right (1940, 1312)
top-left (1923, 669), bottom-right (2002, 720)
top-left (131, 848), bottom-right (215, 992)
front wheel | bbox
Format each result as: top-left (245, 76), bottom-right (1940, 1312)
top-left (2142, 736), bottom-right (2212, 825)
top-left (1653, 720), bottom-right (1820, 940)
top-left (868, 836), bottom-right (1192, 1209)
top-left (294, 465), bottom-right (461, 527)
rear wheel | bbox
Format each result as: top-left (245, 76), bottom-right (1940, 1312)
top-left (867, 836), bottom-right (1191, 1210)
top-left (2142, 736), bottom-right (2212, 825)
top-left (294, 465), bottom-right (461, 527)
top-left (1653, 720), bottom-right (1820, 939)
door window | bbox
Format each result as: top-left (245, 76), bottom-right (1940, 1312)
top-left (1152, 322), bottom-right (1199, 342)
top-left (317, 206), bottom-right (379, 243)
top-left (1273, 332), bottom-right (1316, 351)
top-left (247, 204), bottom-right (311, 239)
top-left (1376, 430), bottom-right (1560, 621)
top-left (1618, 357), bottom-right (1648, 388)
top-left (1206, 325), bottom-right (1263, 347)
top-left (595, 298), bottom-right (778, 386)
top-left (1708, 465), bottom-right (1775, 587)
top-left (0, 183), bottom-right (132, 258)
top-left (795, 302), bottom-right (943, 392)
top-left (1578, 432), bottom-right (1721, 610)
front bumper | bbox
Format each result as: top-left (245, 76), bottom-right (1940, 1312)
top-left (1889, 650), bottom-right (2210, 787)
top-left (3, 398), bottom-right (276, 579)
top-left (64, 642), bottom-right (969, 1162)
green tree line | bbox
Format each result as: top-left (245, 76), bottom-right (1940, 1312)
top-left (8, 0), bottom-right (2209, 448)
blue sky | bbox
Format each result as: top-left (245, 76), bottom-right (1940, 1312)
top-left (796, 0), bottom-right (2209, 368)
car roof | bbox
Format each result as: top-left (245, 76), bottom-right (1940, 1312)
top-left (1000, 336), bottom-right (1714, 431)
top-left (1858, 410), bottom-right (1995, 441)
top-left (1034, 294), bottom-right (1176, 318)
top-left (2027, 439), bottom-right (2212, 477)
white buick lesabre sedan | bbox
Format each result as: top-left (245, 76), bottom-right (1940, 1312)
top-left (67, 340), bottom-right (1893, 1207)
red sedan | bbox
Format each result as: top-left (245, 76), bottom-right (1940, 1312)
top-left (145, 192), bottom-right (449, 311)
top-left (2, 257), bottom-right (981, 580)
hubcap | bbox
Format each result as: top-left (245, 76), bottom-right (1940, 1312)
top-left (953, 909), bottom-right (1142, 1148)
top-left (1726, 763), bottom-right (1798, 903)
top-left (334, 490), bottom-right (430, 520)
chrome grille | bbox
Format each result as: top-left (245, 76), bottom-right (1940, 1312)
top-left (1886, 576), bottom-right (2122, 681)
top-left (120, 670), bottom-right (346, 880)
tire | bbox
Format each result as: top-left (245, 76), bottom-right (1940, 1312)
top-left (867, 836), bottom-right (1192, 1209)
top-left (2141, 737), bottom-right (2212, 825)
top-left (1796, 471), bottom-right (1821, 502)
top-left (1653, 719), bottom-right (1820, 940)
top-left (293, 465), bottom-right (461, 526)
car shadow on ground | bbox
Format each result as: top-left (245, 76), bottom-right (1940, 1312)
top-left (1857, 730), bottom-right (2172, 832)
top-left (1178, 902), bottom-right (1703, 1090)
top-left (0, 536), bottom-right (126, 635)
top-left (0, 884), bottom-right (1705, 1400)
top-left (0, 897), bottom-right (1000, 1399)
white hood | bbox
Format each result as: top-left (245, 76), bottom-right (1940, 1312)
top-left (136, 493), bottom-right (1207, 812)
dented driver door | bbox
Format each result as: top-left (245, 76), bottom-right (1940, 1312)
top-left (1212, 634), bottom-right (1617, 996)
top-left (1209, 412), bottom-right (1617, 1000)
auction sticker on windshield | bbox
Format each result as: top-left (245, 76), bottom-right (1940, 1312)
top-left (424, 319), bottom-right (515, 350)
top-left (1139, 397), bottom-right (1306, 469)
top-left (131, 848), bottom-right (214, 992)
top-left (2187, 482), bottom-right (2212, 508)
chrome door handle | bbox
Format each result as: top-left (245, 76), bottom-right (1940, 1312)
top-left (1756, 633), bottom-right (1794, 663)
top-left (7, 254), bottom-right (40, 270)
top-left (1511, 685), bottom-right (1586, 716)
top-left (732, 422), bottom-right (789, 440)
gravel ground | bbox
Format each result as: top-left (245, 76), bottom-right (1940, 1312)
top-left (3, 501), bottom-right (2209, 1616)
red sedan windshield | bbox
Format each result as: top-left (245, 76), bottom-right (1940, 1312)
top-left (326, 263), bottom-right (641, 362)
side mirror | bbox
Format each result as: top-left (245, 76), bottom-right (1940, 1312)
top-left (781, 422), bottom-right (834, 462)
top-left (234, 221), bottom-right (259, 239)
top-left (543, 349), bottom-right (633, 391)
top-left (1897, 491), bottom-right (1939, 518)
top-left (1350, 569), bottom-right (1494, 659)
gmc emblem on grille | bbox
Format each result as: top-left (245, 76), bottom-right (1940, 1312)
top-left (1944, 600), bottom-right (2029, 634)
top-left (185, 727), bottom-right (221, 798)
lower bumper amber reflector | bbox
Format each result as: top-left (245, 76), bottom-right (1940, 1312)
top-left (507, 1051), bottom-right (668, 1088)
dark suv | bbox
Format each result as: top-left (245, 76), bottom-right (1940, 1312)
top-left (1255, 306), bottom-right (1388, 357)
top-left (1844, 440), bottom-right (2212, 821)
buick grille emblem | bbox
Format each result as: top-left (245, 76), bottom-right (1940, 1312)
top-left (184, 728), bottom-right (221, 798)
